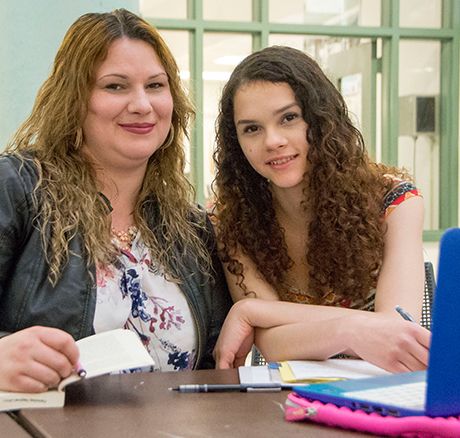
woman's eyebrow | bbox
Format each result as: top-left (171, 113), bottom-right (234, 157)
top-left (97, 72), bottom-right (168, 80)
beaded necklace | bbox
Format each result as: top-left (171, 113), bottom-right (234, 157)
top-left (111, 225), bottom-right (138, 251)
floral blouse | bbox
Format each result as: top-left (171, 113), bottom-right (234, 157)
top-left (280, 181), bottom-right (422, 310)
top-left (93, 233), bottom-right (197, 372)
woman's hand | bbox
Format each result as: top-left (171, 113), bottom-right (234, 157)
top-left (343, 312), bottom-right (431, 373)
top-left (213, 301), bottom-right (255, 369)
top-left (0, 326), bottom-right (79, 393)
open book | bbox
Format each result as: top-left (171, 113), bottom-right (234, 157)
top-left (0, 329), bottom-right (154, 411)
top-left (239, 359), bottom-right (389, 388)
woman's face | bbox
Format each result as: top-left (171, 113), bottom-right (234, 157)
top-left (82, 37), bottom-right (173, 173)
top-left (233, 80), bottom-right (310, 193)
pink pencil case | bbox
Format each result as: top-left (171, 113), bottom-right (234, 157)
top-left (285, 392), bottom-right (460, 437)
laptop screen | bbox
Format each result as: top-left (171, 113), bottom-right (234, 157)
top-left (425, 228), bottom-right (460, 416)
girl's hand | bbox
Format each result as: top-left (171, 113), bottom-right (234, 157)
top-left (344, 313), bottom-right (430, 373)
top-left (0, 326), bottom-right (79, 392)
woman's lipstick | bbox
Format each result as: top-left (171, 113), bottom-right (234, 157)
top-left (119, 123), bottom-right (154, 134)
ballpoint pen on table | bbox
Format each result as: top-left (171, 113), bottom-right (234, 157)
top-left (169, 383), bottom-right (282, 393)
top-left (395, 305), bottom-right (416, 323)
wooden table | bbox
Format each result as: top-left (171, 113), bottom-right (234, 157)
top-left (0, 413), bottom-right (31, 437)
top-left (15, 369), bottom-right (369, 437)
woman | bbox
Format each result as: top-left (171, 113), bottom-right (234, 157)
top-left (212, 45), bottom-right (430, 373)
top-left (0, 9), bottom-right (231, 393)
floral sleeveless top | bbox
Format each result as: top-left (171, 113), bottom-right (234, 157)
top-left (93, 233), bottom-right (198, 372)
top-left (280, 181), bottom-right (421, 310)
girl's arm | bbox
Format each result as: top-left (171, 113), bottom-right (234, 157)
top-left (374, 195), bottom-right (425, 319)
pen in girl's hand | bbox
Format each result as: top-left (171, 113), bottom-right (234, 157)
top-left (395, 305), bottom-right (416, 322)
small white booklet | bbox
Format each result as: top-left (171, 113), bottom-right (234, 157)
top-left (239, 359), bottom-right (389, 388)
top-left (0, 329), bottom-right (155, 411)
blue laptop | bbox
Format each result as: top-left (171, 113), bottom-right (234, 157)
top-left (294, 227), bottom-right (460, 417)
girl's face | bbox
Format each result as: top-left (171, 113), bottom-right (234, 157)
top-left (82, 37), bottom-right (173, 174)
top-left (233, 81), bottom-right (310, 194)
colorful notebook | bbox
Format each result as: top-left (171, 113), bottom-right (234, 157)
top-left (285, 392), bottom-right (460, 437)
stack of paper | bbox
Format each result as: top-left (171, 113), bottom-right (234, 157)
top-left (239, 359), bottom-right (389, 388)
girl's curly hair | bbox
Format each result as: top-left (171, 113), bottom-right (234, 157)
top-left (6, 9), bottom-right (210, 285)
top-left (213, 45), bottom-right (409, 304)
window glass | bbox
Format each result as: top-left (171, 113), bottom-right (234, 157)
top-left (269, 0), bottom-right (380, 26)
top-left (399, 0), bottom-right (442, 28)
top-left (159, 30), bottom-right (190, 80)
top-left (203, 33), bottom-right (252, 204)
top-left (140, 0), bottom-right (187, 19)
top-left (398, 40), bottom-right (440, 230)
top-left (203, 0), bottom-right (252, 21)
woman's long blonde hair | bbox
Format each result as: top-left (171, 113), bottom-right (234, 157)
top-left (6, 9), bottom-right (209, 284)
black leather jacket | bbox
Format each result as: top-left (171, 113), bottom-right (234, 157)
top-left (0, 154), bottom-right (232, 369)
